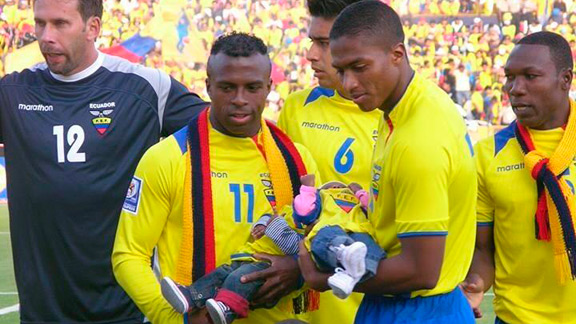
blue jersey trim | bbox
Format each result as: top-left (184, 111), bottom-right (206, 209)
top-left (494, 121), bottom-right (516, 157)
top-left (304, 87), bottom-right (335, 106)
top-left (230, 253), bottom-right (253, 260)
top-left (477, 221), bottom-right (494, 227)
top-left (465, 133), bottom-right (474, 156)
top-left (397, 231), bottom-right (448, 238)
top-left (173, 126), bottom-right (188, 154)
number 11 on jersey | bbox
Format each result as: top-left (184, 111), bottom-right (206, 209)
top-left (229, 183), bottom-right (255, 223)
top-left (53, 125), bottom-right (86, 163)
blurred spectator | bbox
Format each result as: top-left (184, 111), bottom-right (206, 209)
top-left (454, 63), bottom-right (471, 106)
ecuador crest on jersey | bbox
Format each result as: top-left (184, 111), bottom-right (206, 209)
top-left (90, 108), bottom-right (114, 135)
top-left (260, 173), bottom-right (277, 210)
top-left (369, 164), bottom-right (382, 212)
top-left (331, 190), bottom-right (360, 213)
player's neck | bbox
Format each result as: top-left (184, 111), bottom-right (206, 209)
top-left (71, 48), bottom-right (100, 75)
top-left (379, 66), bottom-right (415, 115)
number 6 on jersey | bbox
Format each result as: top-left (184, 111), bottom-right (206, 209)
top-left (334, 137), bottom-right (355, 174)
top-left (53, 125), bottom-right (86, 163)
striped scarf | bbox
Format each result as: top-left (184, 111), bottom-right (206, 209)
top-left (175, 108), bottom-right (307, 285)
top-left (515, 100), bottom-right (576, 284)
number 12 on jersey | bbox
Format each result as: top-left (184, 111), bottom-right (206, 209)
top-left (53, 125), bottom-right (86, 163)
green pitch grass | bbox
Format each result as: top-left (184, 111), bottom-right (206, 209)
top-left (0, 205), bottom-right (496, 323)
top-left (0, 205), bottom-right (19, 324)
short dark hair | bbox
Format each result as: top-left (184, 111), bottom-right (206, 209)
top-left (517, 31), bottom-right (573, 72)
top-left (210, 32), bottom-right (268, 57)
top-left (307, 0), bottom-right (363, 19)
top-left (330, 0), bottom-right (404, 49)
top-left (78, 0), bottom-right (103, 21)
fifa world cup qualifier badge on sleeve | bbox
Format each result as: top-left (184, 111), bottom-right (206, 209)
top-left (123, 176), bottom-right (143, 214)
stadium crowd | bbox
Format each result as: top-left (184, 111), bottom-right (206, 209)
top-left (2, 0), bottom-right (576, 123)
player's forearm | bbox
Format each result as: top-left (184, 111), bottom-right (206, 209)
top-left (467, 245), bottom-right (495, 292)
top-left (466, 225), bottom-right (495, 291)
top-left (354, 236), bottom-right (446, 295)
top-left (113, 256), bottom-right (183, 324)
top-left (354, 252), bottom-right (443, 294)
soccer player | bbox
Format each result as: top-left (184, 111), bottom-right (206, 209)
top-left (462, 31), bottom-right (576, 324)
top-left (112, 33), bottom-right (320, 324)
top-left (298, 2), bottom-right (477, 323)
top-left (276, 0), bottom-right (381, 321)
top-left (0, 0), bottom-right (207, 322)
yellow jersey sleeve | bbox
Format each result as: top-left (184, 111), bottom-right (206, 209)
top-left (475, 138), bottom-right (495, 224)
top-left (392, 139), bottom-right (449, 235)
top-left (112, 137), bottom-right (185, 324)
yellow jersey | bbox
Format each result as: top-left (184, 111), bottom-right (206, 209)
top-left (112, 124), bottom-right (319, 324)
top-left (278, 87), bottom-right (381, 324)
top-left (278, 87), bottom-right (381, 190)
top-left (475, 123), bottom-right (576, 323)
top-left (370, 73), bottom-right (477, 298)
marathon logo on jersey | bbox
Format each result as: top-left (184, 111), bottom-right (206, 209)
top-left (123, 176), bottom-right (142, 215)
top-left (18, 103), bottom-right (54, 112)
top-left (496, 163), bottom-right (525, 173)
top-left (89, 102), bottom-right (115, 135)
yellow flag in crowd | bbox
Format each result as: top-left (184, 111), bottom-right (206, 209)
top-left (4, 41), bottom-right (44, 74)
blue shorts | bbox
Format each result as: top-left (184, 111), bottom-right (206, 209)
top-left (354, 288), bottom-right (475, 324)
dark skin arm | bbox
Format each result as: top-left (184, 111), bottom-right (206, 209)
top-left (240, 253), bottom-right (301, 305)
top-left (461, 226), bottom-right (495, 318)
top-left (298, 236), bottom-right (446, 294)
top-left (188, 309), bottom-right (211, 324)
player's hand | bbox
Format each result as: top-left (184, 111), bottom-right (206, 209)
top-left (187, 308), bottom-right (211, 324)
top-left (304, 220), bottom-right (318, 236)
top-left (240, 253), bottom-right (300, 305)
top-left (300, 174), bottom-right (315, 187)
top-left (297, 241), bottom-right (330, 291)
top-left (251, 224), bottom-right (266, 240)
top-left (460, 273), bottom-right (485, 318)
top-left (348, 182), bottom-right (363, 193)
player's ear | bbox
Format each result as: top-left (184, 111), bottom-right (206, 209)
top-left (390, 42), bottom-right (406, 66)
top-left (560, 68), bottom-right (573, 91)
top-left (85, 16), bottom-right (101, 42)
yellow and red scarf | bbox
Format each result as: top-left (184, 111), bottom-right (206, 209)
top-left (515, 100), bottom-right (576, 284)
top-left (175, 108), bottom-right (307, 284)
